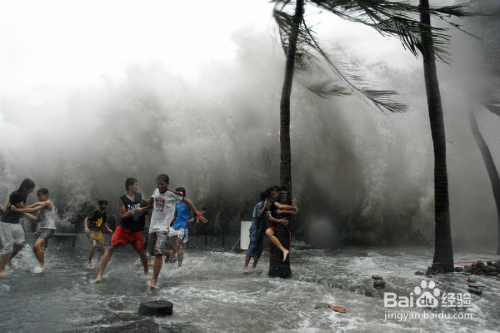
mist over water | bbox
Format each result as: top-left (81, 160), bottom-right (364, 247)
top-left (1, 0), bottom-right (499, 248)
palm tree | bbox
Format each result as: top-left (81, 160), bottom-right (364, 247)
top-left (268, 0), bottom-right (304, 278)
top-left (417, 0), bottom-right (453, 272)
top-left (471, 101), bottom-right (500, 255)
top-left (270, 0), bottom-right (469, 276)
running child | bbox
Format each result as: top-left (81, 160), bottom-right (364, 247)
top-left (94, 178), bottom-right (150, 283)
top-left (0, 179), bottom-right (40, 275)
top-left (163, 187), bottom-right (207, 268)
top-left (146, 174), bottom-right (205, 289)
top-left (23, 188), bottom-right (55, 273)
top-left (84, 199), bottom-right (113, 270)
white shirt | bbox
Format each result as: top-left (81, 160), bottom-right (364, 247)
top-left (149, 188), bottom-right (184, 232)
top-left (39, 201), bottom-right (56, 230)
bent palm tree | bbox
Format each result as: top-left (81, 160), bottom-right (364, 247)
top-left (270, 0), bottom-right (470, 276)
top-left (472, 100), bottom-right (500, 255)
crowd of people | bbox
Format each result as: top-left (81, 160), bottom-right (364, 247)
top-left (0, 175), bottom-right (207, 289)
top-left (0, 178), bottom-right (299, 288)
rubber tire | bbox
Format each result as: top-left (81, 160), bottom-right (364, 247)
top-left (138, 300), bottom-right (173, 316)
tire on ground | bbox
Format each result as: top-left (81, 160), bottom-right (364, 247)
top-left (138, 300), bottom-right (173, 316)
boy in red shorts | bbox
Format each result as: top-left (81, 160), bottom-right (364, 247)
top-left (94, 178), bottom-right (150, 283)
top-left (265, 186), bottom-right (298, 262)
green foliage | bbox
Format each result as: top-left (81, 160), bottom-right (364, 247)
top-left (271, 0), bottom-right (472, 112)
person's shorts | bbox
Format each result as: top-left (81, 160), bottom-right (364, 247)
top-left (147, 231), bottom-right (168, 256)
top-left (89, 230), bottom-right (105, 247)
top-left (111, 225), bottom-right (145, 253)
top-left (267, 226), bottom-right (276, 244)
top-left (0, 222), bottom-right (25, 255)
top-left (246, 233), bottom-right (264, 258)
top-left (167, 227), bottom-right (188, 244)
top-left (267, 226), bottom-right (291, 253)
top-left (34, 228), bottom-right (55, 243)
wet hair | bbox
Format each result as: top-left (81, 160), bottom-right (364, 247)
top-left (37, 188), bottom-right (49, 196)
top-left (98, 198), bottom-right (108, 205)
top-left (175, 187), bottom-right (186, 196)
top-left (265, 187), bottom-right (273, 199)
top-left (19, 178), bottom-right (35, 193)
top-left (260, 191), bottom-right (267, 201)
top-left (156, 174), bottom-right (169, 184)
top-left (125, 178), bottom-right (137, 191)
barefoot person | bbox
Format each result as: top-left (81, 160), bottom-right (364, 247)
top-left (94, 178), bottom-right (150, 283)
top-left (265, 186), bottom-right (298, 262)
top-left (163, 187), bottom-right (207, 268)
top-left (146, 174), bottom-right (205, 289)
top-left (23, 188), bottom-right (55, 273)
top-left (84, 199), bottom-right (113, 269)
top-left (243, 191), bottom-right (268, 274)
top-left (0, 179), bottom-right (40, 275)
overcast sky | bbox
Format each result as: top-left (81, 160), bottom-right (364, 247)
top-left (0, 1), bottom-right (272, 96)
top-left (0, 0), bottom-right (422, 100)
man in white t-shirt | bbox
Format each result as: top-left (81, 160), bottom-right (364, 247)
top-left (146, 174), bottom-right (206, 289)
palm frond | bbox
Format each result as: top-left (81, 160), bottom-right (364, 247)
top-left (483, 99), bottom-right (500, 117)
top-left (272, 0), bottom-right (476, 112)
top-left (275, 0), bottom-right (472, 63)
top-left (274, 4), bottom-right (408, 112)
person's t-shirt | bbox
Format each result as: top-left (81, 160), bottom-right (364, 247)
top-left (249, 201), bottom-right (265, 236)
top-left (119, 192), bottom-right (145, 232)
top-left (172, 201), bottom-right (190, 230)
top-left (87, 210), bottom-right (107, 232)
top-left (0, 191), bottom-right (28, 224)
top-left (149, 188), bottom-right (184, 232)
top-left (38, 201), bottom-right (56, 229)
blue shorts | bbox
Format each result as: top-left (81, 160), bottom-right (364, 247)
top-left (246, 233), bottom-right (264, 258)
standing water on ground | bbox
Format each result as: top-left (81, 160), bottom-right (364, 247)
top-left (0, 242), bottom-right (499, 332)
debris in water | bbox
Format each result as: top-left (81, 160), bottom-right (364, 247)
top-left (468, 287), bottom-right (482, 296)
top-left (314, 303), bottom-right (331, 309)
top-left (331, 306), bottom-right (346, 313)
top-left (467, 283), bottom-right (485, 288)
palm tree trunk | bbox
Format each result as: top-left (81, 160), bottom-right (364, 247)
top-left (469, 109), bottom-right (500, 254)
top-left (269, 0), bottom-right (304, 278)
top-left (419, 0), bottom-right (454, 272)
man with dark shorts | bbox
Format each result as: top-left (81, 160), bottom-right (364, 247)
top-left (94, 178), bottom-right (150, 283)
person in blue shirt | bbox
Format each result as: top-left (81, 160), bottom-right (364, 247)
top-left (243, 190), bottom-right (268, 274)
top-left (164, 187), bottom-right (206, 267)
